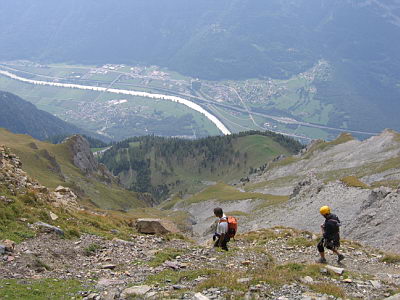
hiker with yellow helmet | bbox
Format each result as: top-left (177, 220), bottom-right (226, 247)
top-left (317, 205), bottom-right (344, 264)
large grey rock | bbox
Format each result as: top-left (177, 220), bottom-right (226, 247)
top-left (385, 294), bottom-right (400, 300)
top-left (120, 285), bottom-right (151, 299)
top-left (34, 221), bottom-right (64, 235)
top-left (136, 218), bottom-right (179, 234)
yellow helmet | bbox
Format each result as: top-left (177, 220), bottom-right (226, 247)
top-left (320, 206), bottom-right (331, 215)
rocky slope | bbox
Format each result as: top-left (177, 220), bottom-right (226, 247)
top-left (1, 227), bottom-right (400, 299)
top-left (175, 130), bottom-right (400, 253)
top-left (1, 134), bottom-right (400, 299)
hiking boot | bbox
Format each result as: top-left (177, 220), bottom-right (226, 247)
top-left (338, 254), bottom-right (345, 262)
top-left (317, 257), bottom-right (327, 264)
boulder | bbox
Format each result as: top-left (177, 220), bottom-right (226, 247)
top-left (136, 218), bottom-right (179, 234)
top-left (34, 221), bottom-right (64, 236)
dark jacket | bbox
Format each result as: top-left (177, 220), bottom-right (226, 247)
top-left (323, 213), bottom-right (341, 240)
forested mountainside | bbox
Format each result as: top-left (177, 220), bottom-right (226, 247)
top-left (0, 91), bottom-right (89, 141)
top-left (1, 0), bottom-right (400, 134)
top-left (100, 131), bottom-right (303, 201)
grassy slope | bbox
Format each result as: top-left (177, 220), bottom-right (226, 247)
top-left (181, 182), bottom-right (289, 207)
top-left (0, 128), bottom-right (145, 210)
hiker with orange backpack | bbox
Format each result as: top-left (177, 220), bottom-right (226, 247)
top-left (317, 205), bottom-right (345, 263)
top-left (213, 207), bottom-right (237, 251)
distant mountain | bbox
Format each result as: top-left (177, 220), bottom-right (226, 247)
top-left (0, 91), bottom-right (91, 141)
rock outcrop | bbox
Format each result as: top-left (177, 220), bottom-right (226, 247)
top-left (0, 145), bottom-right (78, 208)
top-left (64, 135), bottom-right (116, 183)
top-left (136, 218), bottom-right (180, 234)
top-left (65, 135), bottom-right (99, 174)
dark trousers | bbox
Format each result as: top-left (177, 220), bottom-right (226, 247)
top-left (317, 237), bottom-right (340, 253)
top-left (214, 235), bottom-right (230, 251)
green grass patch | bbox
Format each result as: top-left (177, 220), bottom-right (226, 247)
top-left (380, 253), bottom-right (400, 264)
top-left (238, 228), bottom-right (287, 245)
top-left (84, 243), bottom-right (102, 256)
top-left (225, 210), bottom-right (250, 217)
top-left (0, 279), bottom-right (85, 300)
top-left (303, 133), bottom-right (354, 159)
top-left (309, 282), bottom-right (346, 298)
top-left (184, 182), bottom-right (288, 205)
top-left (340, 176), bottom-right (369, 189)
top-left (250, 263), bottom-right (327, 287)
top-left (147, 248), bottom-right (186, 267)
top-left (287, 237), bottom-right (315, 248)
top-left (196, 270), bottom-right (248, 292)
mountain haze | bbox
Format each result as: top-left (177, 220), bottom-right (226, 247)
top-left (0, 0), bottom-right (399, 134)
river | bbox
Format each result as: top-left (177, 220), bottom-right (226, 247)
top-left (0, 70), bottom-right (231, 135)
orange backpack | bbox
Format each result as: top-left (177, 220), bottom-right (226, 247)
top-left (220, 216), bottom-right (238, 238)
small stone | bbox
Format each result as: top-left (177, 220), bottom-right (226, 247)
top-left (370, 280), bottom-right (382, 289)
top-left (101, 264), bottom-right (116, 270)
top-left (49, 212), bottom-right (58, 221)
top-left (172, 285), bottom-right (185, 290)
top-left (1, 240), bottom-right (15, 252)
top-left (343, 278), bottom-right (353, 283)
top-left (34, 222), bottom-right (64, 236)
top-left (384, 294), bottom-right (400, 300)
top-left (237, 278), bottom-right (251, 284)
top-left (301, 276), bottom-right (314, 284)
top-left (326, 265), bottom-right (344, 275)
top-left (351, 292), bottom-right (364, 298)
top-left (193, 293), bottom-right (210, 300)
top-left (146, 292), bottom-right (158, 298)
top-left (86, 293), bottom-right (99, 300)
top-left (164, 261), bottom-right (180, 269)
top-left (241, 260), bottom-right (252, 266)
top-left (320, 268), bottom-right (328, 274)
